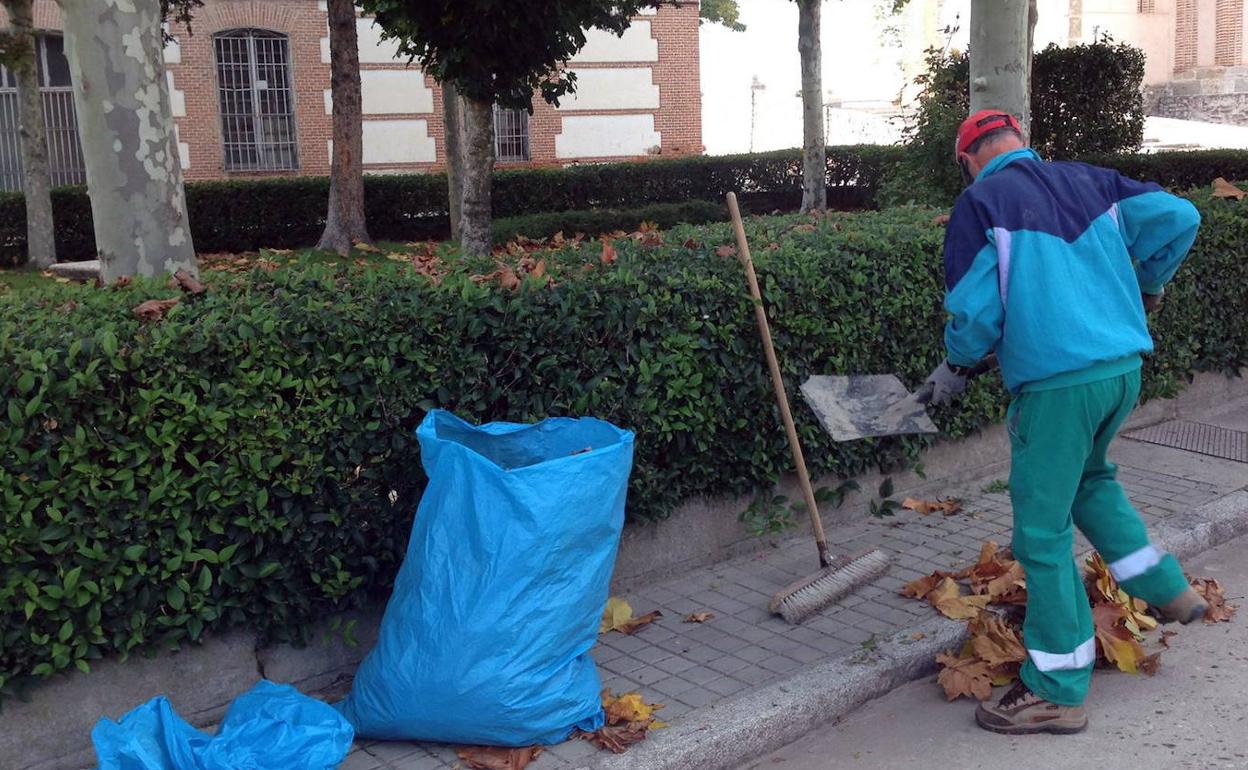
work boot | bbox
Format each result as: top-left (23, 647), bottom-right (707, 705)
top-left (975, 681), bottom-right (1088, 735)
top-left (1153, 586), bottom-right (1209, 625)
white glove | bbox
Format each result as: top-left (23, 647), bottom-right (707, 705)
top-left (921, 360), bottom-right (970, 405)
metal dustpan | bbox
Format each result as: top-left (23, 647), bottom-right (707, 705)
top-left (800, 374), bottom-right (937, 442)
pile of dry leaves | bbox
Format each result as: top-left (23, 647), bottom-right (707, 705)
top-left (902, 541), bottom-right (1238, 701)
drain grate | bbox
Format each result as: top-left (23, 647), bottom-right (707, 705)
top-left (1123, 420), bottom-right (1248, 463)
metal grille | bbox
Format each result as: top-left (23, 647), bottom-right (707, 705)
top-left (0, 36), bottom-right (87, 192)
top-left (214, 29), bottom-right (298, 172)
top-left (1124, 421), bottom-right (1248, 463)
top-left (493, 106), bottom-right (530, 163)
top-left (1138, 0), bottom-right (1156, 12)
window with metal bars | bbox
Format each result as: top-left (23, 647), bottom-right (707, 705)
top-left (214, 29), bottom-right (299, 172)
top-left (0, 35), bottom-right (87, 193)
top-left (493, 106), bottom-right (530, 163)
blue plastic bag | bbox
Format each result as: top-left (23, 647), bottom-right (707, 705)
top-left (92, 680), bottom-right (354, 770)
top-left (337, 410), bottom-right (635, 746)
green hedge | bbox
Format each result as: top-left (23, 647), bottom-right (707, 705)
top-left (2, 192), bottom-right (1245, 699)
top-left (492, 200), bottom-right (727, 243)
top-left (0, 146), bottom-right (902, 266)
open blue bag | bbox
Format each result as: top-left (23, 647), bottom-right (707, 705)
top-left (336, 410), bottom-right (635, 746)
top-left (92, 680), bottom-right (353, 770)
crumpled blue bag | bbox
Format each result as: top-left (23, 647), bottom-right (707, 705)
top-left (92, 680), bottom-right (354, 770)
top-left (336, 410), bottom-right (635, 746)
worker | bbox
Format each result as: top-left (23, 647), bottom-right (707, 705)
top-left (924, 110), bottom-right (1209, 735)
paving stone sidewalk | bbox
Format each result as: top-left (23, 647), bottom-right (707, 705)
top-left (340, 448), bottom-right (1237, 770)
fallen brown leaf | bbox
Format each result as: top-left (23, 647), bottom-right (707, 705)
top-left (1190, 577), bottom-right (1237, 623)
top-left (932, 213), bottom-right (951, 226)
top-left (617, 610), bottom-right (662, 635)
top-left (581, 723), bottom-right (649, 754)
top-left (715, 244), bottom-right (737, 258)
top-left (1093, 601), bottom-right (1147, 674)
top-left (353, 241), bottom-right (381, 253)
top-left (600, 239), bottom-right (618, 265)
top-left (172, 269), bottom-right (205, 295)
top-left (911, 631), bottom-right (926, 640)
top-left (935, 651), bottom-right (993, 701)
top-left (984, 561), bottom-right (1027, 605)
top-left (497, 265), bottom-right (521, 292)
top-left (132, 298), bottom-right (180, 322)
top-left (683, 612), bottom-right (714, 623)
top-left (682, 238), bottom-right (701, 249)
top-left (969, 612), bottom-right (1026, 668)
top-left (901, 573), bottom-right (947, 600)
top-left (901, 497), bottom-right (962, 516)
top-left (455, 746), bottom-right (542, 770)
top-left (1212, 177), bottom-right (1247, 200)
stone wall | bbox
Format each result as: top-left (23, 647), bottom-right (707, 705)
top-left (1146, 65), bottom-right (1248, 125)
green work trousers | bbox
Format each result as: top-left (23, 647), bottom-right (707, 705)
top-left (1008, 366), bottom-right (1190, 706)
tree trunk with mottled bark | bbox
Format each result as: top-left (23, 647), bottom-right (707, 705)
top-left (970, 0), bottom-right (1031, 137)
top-left (459, 96), bottom-right (493, 258)
top-left (442, 81), bottom-right (464, 241)
top-left (318, 0), bottom-right (370, 255)
top-left (59, 0), bottom-right (196, 282)
top-left (4, 0), bottom-right (56, 268)
top-left (797, 0), bottom-right (825, 213)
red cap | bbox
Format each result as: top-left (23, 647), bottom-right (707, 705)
top-left (956, 110), bottom-right (1022, 155)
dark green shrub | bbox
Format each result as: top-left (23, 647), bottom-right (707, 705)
top-left (0, 146), bottom-right (902, 266)
top-left (492, 200), bottom-right (726, 242)
top-left (884, 36), bottom-right (1147, 206)
top-left (2, 191), bottom-right (1244, 699)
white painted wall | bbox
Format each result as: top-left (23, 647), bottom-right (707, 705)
top-left (324, 70), bottom-right (433, 115)
top-left (571, 23), bottom-right (659, 62)
top-left (322, 17), bottom-right (403, 64)
top-left (359, 120), bottom-right (437, 164)
top-left (556, 114), bottom-right (661, 158)
top-left (163, 36), bottom-right (181, 65)
top-left (558, 68), bottom-right (660, 110)
top-left (166, 72), bottom-right (186, 118)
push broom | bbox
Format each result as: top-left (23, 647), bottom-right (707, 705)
top-left (725, 193), bottom-right (890, 624)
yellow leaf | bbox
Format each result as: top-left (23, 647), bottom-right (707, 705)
top-left (602, 690), bottom-right (663, 725)
top-left (936, 594), bottom-right (992, 620)
top-left (600, 597), bottom-right (633, 634)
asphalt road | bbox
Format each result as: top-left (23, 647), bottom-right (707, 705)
top-left (738, 535), bottom-right (1248, 770)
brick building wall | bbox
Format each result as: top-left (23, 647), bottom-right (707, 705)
top-left (170, 0), bottom-right (702, 179)
top-left (3, 0), bottom-right (703, 183)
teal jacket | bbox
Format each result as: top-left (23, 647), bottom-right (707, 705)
top-left (942, 148), bottom-right (1201, 393)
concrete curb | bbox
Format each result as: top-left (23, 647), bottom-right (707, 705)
top-left (579, 615), bottom-right (968, 770)
top-left (581, 488), bottom-right (1248, 770)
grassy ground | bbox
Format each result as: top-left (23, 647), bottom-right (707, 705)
top-left (0, 268), bottom-right (57, 293)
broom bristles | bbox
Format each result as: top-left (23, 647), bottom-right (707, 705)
top-left (769, 548), bottom-right (891, 624)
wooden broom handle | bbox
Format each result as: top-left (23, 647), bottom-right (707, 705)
top-left (726, 193), bottom-right (830, 569)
